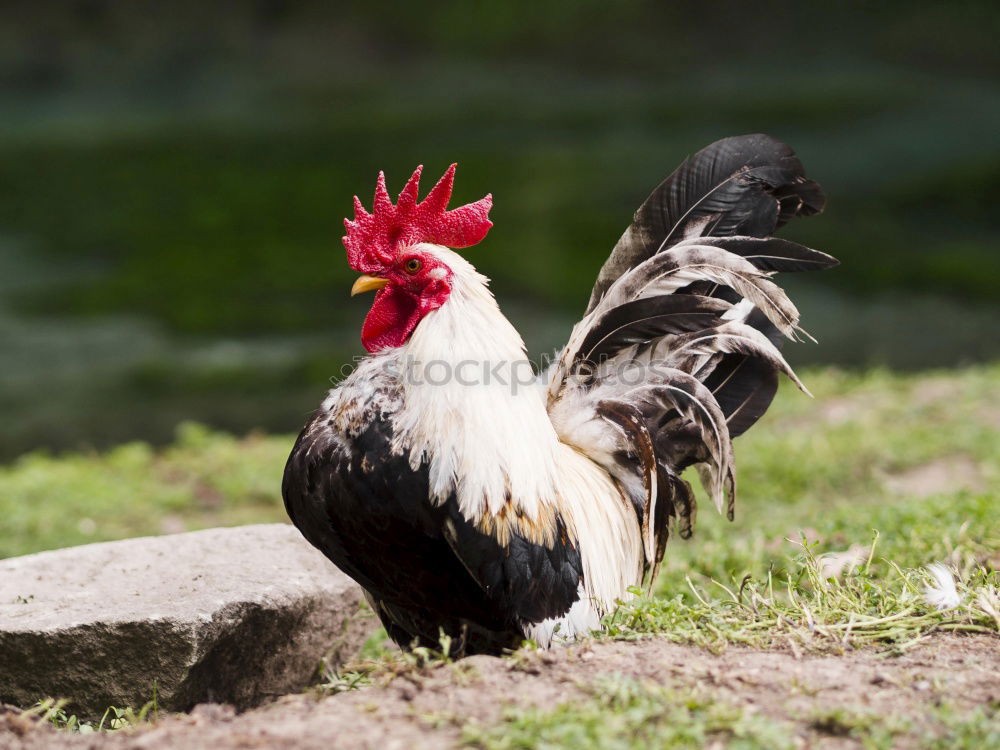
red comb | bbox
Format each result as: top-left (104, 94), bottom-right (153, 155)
top-left (342, 164), bottom-right (493, 272)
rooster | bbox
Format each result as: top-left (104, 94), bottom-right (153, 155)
top-left (283, 134), bottom-right (836, 655)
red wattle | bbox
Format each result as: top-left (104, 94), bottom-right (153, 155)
top-left (361, 285), bottom-right (421, 353)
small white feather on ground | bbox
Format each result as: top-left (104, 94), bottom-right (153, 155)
top-left (923, 563), bottom-right (961, 610)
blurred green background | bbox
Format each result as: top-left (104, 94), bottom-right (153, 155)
top-left (1, 0), bottom-right (998, 459)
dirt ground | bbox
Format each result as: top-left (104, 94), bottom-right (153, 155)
top-left (2, 634), bottom-right (998, 749)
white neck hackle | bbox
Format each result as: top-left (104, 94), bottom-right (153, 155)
top-left (390, 244), bottom-right (565, 521)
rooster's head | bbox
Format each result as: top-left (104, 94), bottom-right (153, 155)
top-left (343, 165), bottom-right (493, 352)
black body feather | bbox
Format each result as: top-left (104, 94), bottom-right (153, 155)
top-left (283, 407), bottom-right (584, 655)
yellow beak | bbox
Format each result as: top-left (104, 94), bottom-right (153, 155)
top-left (350, 275), bottom-right (390, 296)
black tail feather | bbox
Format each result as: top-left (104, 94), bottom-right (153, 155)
top-left (586, 134), bottom-right (825, 313)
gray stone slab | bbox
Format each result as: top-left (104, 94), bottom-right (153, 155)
top-left (0, 524), bottom-right (373, 715)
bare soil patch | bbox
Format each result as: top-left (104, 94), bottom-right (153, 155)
top-left (883, 455), bottom-right (986, 497)
top-left (3, 634), bottom-right (997, 749)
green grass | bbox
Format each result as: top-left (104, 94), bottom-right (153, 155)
top-left (606, 540), bottom-right (999, 653)
top-left (926, 704), bottom-right (1000, 750)
top-left (462, 677), bottom-right (1000, 750)
top-left (462, 676), bottom-right (999, 750)
top-left (20, 696), bottom-right (159, 734)
top-left (0, 422), bottom-right (289, 559)
top-left (463, 675), bottom-right (797, 750)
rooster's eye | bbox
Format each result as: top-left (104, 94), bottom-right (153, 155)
top-left (404, 258), bottom-right (422, 274)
